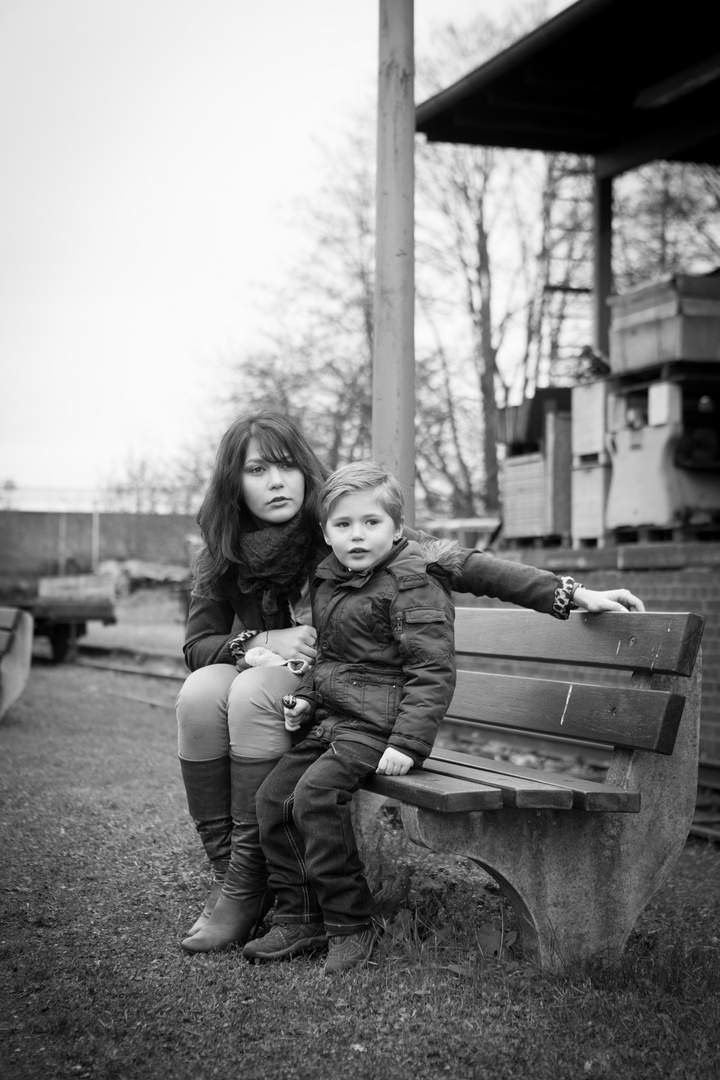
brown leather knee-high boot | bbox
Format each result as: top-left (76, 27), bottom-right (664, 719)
top-left (179, 756), bottom-right (232, 936)
top-left (181, 756), bottom-right (279, 953)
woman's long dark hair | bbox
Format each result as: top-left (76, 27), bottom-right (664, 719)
top-left (193, 411), bottom-right (328, 595)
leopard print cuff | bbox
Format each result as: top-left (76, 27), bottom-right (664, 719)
top-left (229, 629), bottom-right (258, 660)
top-left (552, 576), bottom-right (582, 620)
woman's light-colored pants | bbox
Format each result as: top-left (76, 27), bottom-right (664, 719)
top-left (177, 663), bottom-right (305, 881)
top-left (177, 663), bottom-right (301, 763)
top-left (176, 663), bottom-right (305, 911)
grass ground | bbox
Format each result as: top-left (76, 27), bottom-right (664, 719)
top-left (1, 648), bottom-right (719, 1080)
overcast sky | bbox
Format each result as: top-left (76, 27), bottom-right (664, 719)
top-left (0, 0), bottom-right (570, 494)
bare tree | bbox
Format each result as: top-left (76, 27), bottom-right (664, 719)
top-left (101, 445), bottom-right (215, 515)
top-left (414, 3), bottom-right (578, 513)
top-left (111, 4), bottom-right (719, 524)
top-left (220, 3), bottom-right (582, 518)
top-left (614, 161), bottom-right (720, 288)
top-left (222, 128), bottom-right (376, 471)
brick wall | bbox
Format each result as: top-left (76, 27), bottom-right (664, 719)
top-left (456, 543), bottom-right (720, 763)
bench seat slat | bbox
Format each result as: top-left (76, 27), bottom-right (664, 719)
top-left (0, 629), bottom-right (14, 656)
top-left (454, 608), bottom-right (704, 676)
top-left (422, 757), bottom-right (574, 809)
top-left (430, 748), bottom-right (641, 812)
top-left (365, 770), bottom-right (503, 813)
top-left (448, 672), bottom-right (685, 754)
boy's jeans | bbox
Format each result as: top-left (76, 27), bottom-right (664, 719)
top-left (256, 731), bottom-right (384, 936)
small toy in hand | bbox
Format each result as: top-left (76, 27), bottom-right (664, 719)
top-left (283, 694), bottom-right (297, 709)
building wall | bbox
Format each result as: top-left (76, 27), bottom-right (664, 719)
top-left (0, 510), bottom-right (198, 578)
top-left (456, 543), bottom-right (720, 763)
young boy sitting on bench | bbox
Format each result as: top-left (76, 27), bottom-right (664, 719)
top-left (243, 460), bottom-right (460, 973)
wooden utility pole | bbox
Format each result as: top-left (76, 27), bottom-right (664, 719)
top-left (593, 171), bottom-right (613, 359)
top-left (373, 0), bottom-right (415, 523)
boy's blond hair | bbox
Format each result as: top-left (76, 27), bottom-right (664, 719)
top-left (319, 461), bottom-right (405, 527)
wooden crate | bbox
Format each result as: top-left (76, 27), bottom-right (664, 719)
top-left (500, 454), bottom-right (546, 538)
top-left (571, 463), bottom-right (610, 546)
top-left (571, 381), bottom-right (608, 462)
top-left (500, 434), bottom-right (571, 542)
top-left (609, 274), bottom-right (720, 372)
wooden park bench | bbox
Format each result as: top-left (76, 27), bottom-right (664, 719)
top-left (0, 606), bottom-right (34, 721)
top-left (358, 608), bottom-right (704, 971)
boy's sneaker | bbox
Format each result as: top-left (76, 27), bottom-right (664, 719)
top-left (242, 922), bottom-right (327, 962)
top-left (324, 926), bottom-right (379, 974)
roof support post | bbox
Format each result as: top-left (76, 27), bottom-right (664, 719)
top-left (373, 0), bottom-right (415, 523)
top-left (593, 170), bottom-right (613, 360)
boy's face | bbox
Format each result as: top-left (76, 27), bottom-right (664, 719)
top-left (322, 490), bottom-right (403, 572)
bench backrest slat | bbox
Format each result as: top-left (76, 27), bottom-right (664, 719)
top-left (454, 609), bottom-right (704, 676)
top-left (447, 671), bottom-right (686, 754)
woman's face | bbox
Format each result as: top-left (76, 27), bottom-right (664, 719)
top-left (240, 437), bottom-right (306, 526)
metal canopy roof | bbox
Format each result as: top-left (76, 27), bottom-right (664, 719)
top-left (415, 0), bottom-right (720, 178)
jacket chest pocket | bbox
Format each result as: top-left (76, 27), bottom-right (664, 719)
top-left (396, 607), bottom-right (452, 664)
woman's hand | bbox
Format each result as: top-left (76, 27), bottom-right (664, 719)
top-left (265, 626), bottom-right (317, 662)
top-left (376, 747), bottom-right (414, 776)
top-left (573, 587), bottom-right (645, 613)
top-left (283, 696), bottom-right (311, 732)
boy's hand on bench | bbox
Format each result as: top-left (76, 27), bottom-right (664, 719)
top-left (573, 587), bottom-right (645, 613)
top-left (376, 747), bottom-right (414, 776)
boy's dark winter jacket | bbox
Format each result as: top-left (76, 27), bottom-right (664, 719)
top-left (293, 537), bottom-right (462, 766)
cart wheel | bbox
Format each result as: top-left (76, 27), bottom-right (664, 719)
top-left (50, 624), bottom-right (74, 663)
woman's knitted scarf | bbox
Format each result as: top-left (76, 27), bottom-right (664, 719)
top-left (236, 514), bottom-right (317, 628)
